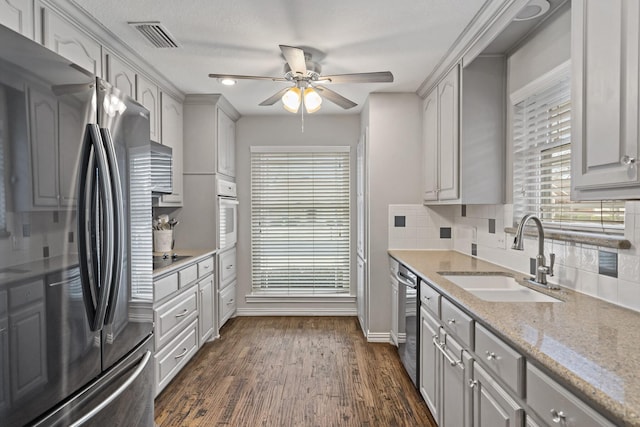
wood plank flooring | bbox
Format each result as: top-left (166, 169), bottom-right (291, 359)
top-left (154, 316), bottom-right (436, 427)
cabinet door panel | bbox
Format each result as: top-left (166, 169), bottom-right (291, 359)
top-left (572, 0), bottom-right (640, 194)
top-left (0, 0), bottom-right (34, 39)
top-left (420, 307), bottom-right (440, 423)
top-left (473, 362), bottom-right (523, 427)
top-left (28, 86), bottom-right (59, 207)
top-left (422, 90), bottom-right (439, 201)
top-left (0, 317), bottom-right (8, 412)
top-left (198, 277), bottom-right (215, 345)
top-left (10, 302), bottom-right (47, 401)
top-left (107, 54), bottom-right (136, 99)
top-left (438, 66), bottom-right (459, 201)
top-left (137, 75), bottom-right (159, 143)
top-left (43, 9), bottom-right (102, 76)
top-left (58, 100), bottom-right (83, 206)
top-left (159, 92), bottom-right (183, 205)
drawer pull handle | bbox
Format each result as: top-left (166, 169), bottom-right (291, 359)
top-left (485, 351), bottom-right (497, 361)
top-left (468, 379), bottom-right (477, 389)
top-left (432, 336), bottom-right (463, 369)
top-left (226, 265), bottom-right (233, 270)
top-left (550, 409), bottom-right (566, 424)
top-left (203, 265), bottom-right (210, 269)
top-left (175, 308), bottom-right (189, 318)
top-left (447, 318), bottom-right (456, 325)
top-left (174, 347), bottom-right (188, 359)
top-left (0, 327), bottom-right (6, 333)
top-left (425, 296), bottom-right (431, 301)
top-left (226, 299), bottom-right (234, 305)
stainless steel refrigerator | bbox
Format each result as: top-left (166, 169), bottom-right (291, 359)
top-left (0, 24), bottom-right (154, 426)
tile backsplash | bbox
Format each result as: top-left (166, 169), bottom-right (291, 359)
top-left (388, 202), bottom-right (640, 313)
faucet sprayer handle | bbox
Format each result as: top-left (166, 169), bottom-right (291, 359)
top-left (549, 253), bottom-right (555, 277)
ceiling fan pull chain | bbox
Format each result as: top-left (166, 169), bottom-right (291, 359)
top-left (301, 102), bottom-right (305, 133)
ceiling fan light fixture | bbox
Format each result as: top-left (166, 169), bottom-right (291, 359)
top-left (282, 87), bottom-right (301, 113)
top-left (219, 78), bottom-right (237, 86)
top-left (303, 88), bottom-right (322, 113)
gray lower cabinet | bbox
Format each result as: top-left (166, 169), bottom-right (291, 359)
top-left (472, 362), bottom-right (524, 427)
top-left (420, 305), bottom-right (472, 427)
top-left (526, 364), bottom-right (615, 427)
top-left (420, 306), bottom-right (440, 421)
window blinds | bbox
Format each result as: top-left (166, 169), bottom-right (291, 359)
top-left (513, 76), bottom-right (624, 230)
top-left (250, 147), bottom-right (350, 294)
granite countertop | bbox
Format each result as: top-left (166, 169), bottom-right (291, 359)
top-left (152, 248), bottom-right (216, 277)
top-left (388, 249), bottom-right (640, 426)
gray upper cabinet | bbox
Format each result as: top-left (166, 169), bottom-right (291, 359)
top-left (136, 75), bottom-right (160, 143)
top-left (42, 7), bottom-right (102, 77)
top-left (217, 108), bottom-right (236, 178)
top-left (571, 0), bottom-right (640, 199)
top-left (157, 92), bottom-right (183, 206)
top-left (0, 0), bottom-right (34, 39)
top-left (422, 57), bottom-right (505, 205)
top-left (106, 52), bottom-right (136, 99)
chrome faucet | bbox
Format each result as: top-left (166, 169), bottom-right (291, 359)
top-left (512, 214), bottom-right (557, 289)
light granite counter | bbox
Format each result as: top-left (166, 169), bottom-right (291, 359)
top-left (152, 248), bottom-right (216, 277)
top-left (389, 249), bottom-right (640, 427)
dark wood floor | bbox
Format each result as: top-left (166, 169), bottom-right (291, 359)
top-left (154, 316), bottom-right (436, 427)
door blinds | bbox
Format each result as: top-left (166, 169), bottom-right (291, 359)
top-left (513, 75), bottom-right (624, 230)
top-left (250, 146), bottom-right (350, 294)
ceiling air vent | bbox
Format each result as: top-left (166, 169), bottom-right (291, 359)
top-left (128, 21), bottom-right (179, 48)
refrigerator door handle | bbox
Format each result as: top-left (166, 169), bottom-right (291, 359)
top-left (68, 350), bottom-right (152, 427)
top-left (100, 127), bottom-right (124, 326)
top-left (77, 123), bottom-right (115, 331)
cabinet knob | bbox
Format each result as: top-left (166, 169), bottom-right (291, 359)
top-left (468, 379), bottom-right (477, 389)
top-left (447, 318), bottom-right (456, 325)
top-left (620, 155), bottom-right (636, 166)
top-left (485, 351), bottom-right (497, 361)
top-left (550, 409), bottom-right (566, 424)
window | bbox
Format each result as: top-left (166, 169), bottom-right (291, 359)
top-left (250, 146), bottom-right (350, 295)
top-left (512, 67), bottom-right (624, 231)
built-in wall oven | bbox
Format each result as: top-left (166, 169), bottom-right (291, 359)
top-left (396, 264), bottom-right (419, 388)
top-left (217, 177), bottom-right (238, 250)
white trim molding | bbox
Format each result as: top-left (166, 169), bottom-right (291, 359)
top-left (366, 332), bottom-right (392, 343)
top-left (235, 307), bottom-right (357, 317)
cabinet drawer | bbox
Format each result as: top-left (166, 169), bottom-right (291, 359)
top-left (154, 273), bottom-right (178, 302)
top-left (155, 287), bottom-right (198, 350)
top-left (526, 364), bottom-right (615, 427)
top-left (420, 281), bottom-right (440, 317)
top-left (475, 323), bottom-right (524, 397)
top-left (219, 247), bottom-right (236, 285)
top-left (218, 280), bottom-right (236, 326)
top-left (440, 297), bottom-right (473, 347)
top-left (179, 264), bottom-right (198, 287)
top-left (9, 280), bottom-right (44, 309)
top-left (198, 256), bottom-right (214, 277)
top-left (155, 319), bottom-right (198, 395)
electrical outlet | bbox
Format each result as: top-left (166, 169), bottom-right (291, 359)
top-left (496, 235), bottom-right (506, 249)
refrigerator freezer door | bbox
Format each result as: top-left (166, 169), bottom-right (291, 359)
top-left (96, 81), bottom-right (153, 371)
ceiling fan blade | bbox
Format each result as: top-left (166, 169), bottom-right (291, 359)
top-left (314, 85), bottom-right (357, 109)
top-left (208, 73), bottom-right (287, 82)
top-left (320, 71), bottom-right (394, 84)
top-left (259, 87), bottom-right (292, 106)
top-left (279, 45), bottom-right (307, 76)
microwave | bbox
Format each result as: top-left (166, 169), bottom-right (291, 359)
top-left (150, 141), bottom-right (172, 194)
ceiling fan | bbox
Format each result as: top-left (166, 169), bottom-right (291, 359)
top-left (208, 45), bottom-right (394, 113)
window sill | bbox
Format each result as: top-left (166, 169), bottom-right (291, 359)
top-left (504, 227), bottom-right (631, 249)
top-left (245, 293), bottom-right (356, 304)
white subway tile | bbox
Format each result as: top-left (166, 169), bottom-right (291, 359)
top-left (579, 246), bottom-right (598, 273)
top-left (618, 253), bottom-right (640, 283)
top-left (597, 275), bottom-right (618, 304)
top-left (618, 279), bottom-right (640, 312)
top-left (556, 265), bottom-right (578, 290)
top-left (576, 270), bottom-right (598, 297)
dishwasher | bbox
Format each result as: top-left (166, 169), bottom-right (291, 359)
top-left (396, 264), bottom-right (419, 388)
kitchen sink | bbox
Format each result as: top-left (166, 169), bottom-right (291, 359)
top-left (441, 273), bottom-right (562, 303)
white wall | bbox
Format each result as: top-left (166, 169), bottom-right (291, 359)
top-left (234, 114), bottom-right (361, 315)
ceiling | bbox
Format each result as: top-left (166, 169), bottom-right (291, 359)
top-left (72, 0), bottom-right (488, 115)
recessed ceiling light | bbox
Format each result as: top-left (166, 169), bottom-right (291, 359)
top-left (218, 78), bottom-right (237, 86)
top-left (514, 0), bottom-right (550, 21)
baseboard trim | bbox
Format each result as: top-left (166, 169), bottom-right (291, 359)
top-left (235, 307), bottom-right (357, 317)
top-left (366, 332), bottom-right (392, 343)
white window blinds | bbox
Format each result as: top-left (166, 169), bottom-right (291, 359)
top-left (250, 146), bottom-right (350, 294)
top-left (513, 73), bottom-right (624, 231)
